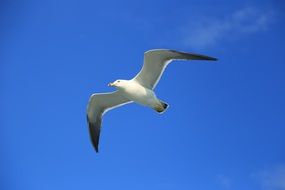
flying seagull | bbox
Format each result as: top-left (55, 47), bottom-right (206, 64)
top-left (87, 49), bottom-right (217, 152)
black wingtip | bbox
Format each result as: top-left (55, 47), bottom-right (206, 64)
top-left (87, 115), bottom-right (101, 153)
top-left (209, 57), bottom-right (218, 61)
top-left (169, 49), bottom-right (218, 61)
top-left (89, 123), bottom-right (100, 153)
top-left (94, 144), bottom-right (99, 153)
top-left (195, 54), bottom-right (218, 61)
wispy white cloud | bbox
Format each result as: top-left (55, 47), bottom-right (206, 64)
top-left (252, 165), bottom-right (285, 190)
top-left (181, 6), bottom-right (275, 49)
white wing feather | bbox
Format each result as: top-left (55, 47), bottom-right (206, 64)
top-left (133, 49), bottom-right (217, 89)
top-left (86, 91), bottom-right (132, 152)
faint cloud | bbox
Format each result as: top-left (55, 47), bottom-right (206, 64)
top-left (252, 165), bottom-right (285, 190)
top-left (181, 6), bottom-right (275, 49)
top-left (217, 175), bottom-right (232, 189)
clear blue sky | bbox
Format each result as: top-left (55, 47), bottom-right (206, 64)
top-left (1, 0), bottom-right (285, 189)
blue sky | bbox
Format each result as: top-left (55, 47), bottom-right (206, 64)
top-left (1, 0), bottom-right (285, 189)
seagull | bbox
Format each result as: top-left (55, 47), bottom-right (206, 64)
top-left (87, 49), bottom-right (217, 152)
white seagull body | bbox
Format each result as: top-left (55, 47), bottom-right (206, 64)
top-left (87, 49), bottom-right (217, 152)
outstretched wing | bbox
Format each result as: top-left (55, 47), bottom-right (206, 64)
top-left (86, 91), bottom-right (132, 152)
top-left (133, 49), bottom-right (217, 89)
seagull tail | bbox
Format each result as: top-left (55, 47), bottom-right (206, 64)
top-left (160, 101), bottom-right (169, 110)
top-left (153, 100), bottom-right (169, 114)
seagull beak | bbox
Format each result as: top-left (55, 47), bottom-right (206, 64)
top-left (108, 82), bottom-right (114, 87)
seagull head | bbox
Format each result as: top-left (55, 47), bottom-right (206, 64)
top-left (108, 79), bottom-right (126, 88)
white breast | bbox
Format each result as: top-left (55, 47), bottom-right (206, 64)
top-left (119, 80), bottom-right (158, 106)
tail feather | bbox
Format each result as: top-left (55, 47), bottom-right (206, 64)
top-left (154, 101), bottom-right (169, 114)
top-left (160, 101), bottom-right (168, 110)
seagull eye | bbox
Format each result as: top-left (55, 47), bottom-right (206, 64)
top-left (117, 80), bottom-right (120, 83)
